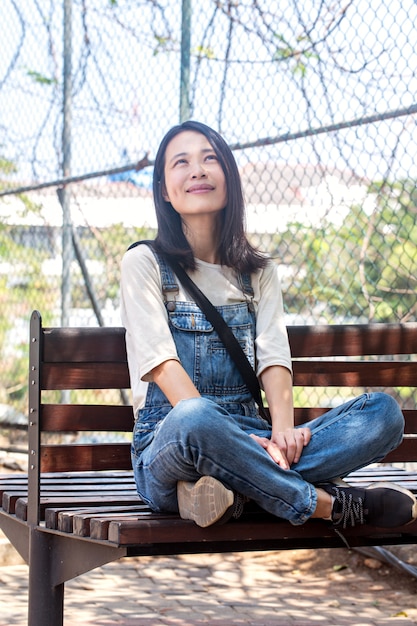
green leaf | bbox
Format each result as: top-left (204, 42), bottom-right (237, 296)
top-left (26, 70), bottom-right (57, 86)
top-left (194, 45), bottom-right (215, 59)
top-left (0, 157), bottom-right (17, 175)
top-left (153, 35), bottom-right (171, 56)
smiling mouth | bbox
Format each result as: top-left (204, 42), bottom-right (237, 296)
top-left (187, 184), bottom-right (214, 193)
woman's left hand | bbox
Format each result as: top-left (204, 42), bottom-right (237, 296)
top-left (250, 427), bottom-right (311, 470)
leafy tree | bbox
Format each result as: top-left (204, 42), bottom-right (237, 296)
top-left (273, 179), bottom-right (417, 323)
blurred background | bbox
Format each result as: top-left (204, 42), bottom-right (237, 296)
top-left (0, 0), bottom-right (416, 445)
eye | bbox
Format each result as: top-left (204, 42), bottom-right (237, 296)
top-left (173, 158), bottom-right (187, 167)
top-left (205, 153), bottom-right (218, 162)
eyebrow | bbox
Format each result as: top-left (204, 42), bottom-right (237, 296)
top-left (168, 148), bottom-right (215, 164)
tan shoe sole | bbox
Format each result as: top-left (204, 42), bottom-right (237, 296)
top-left (177, 476), bottom-right (234, 528)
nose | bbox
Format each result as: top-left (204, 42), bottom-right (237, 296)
top-left (191, 161), bottom-right (207, 178)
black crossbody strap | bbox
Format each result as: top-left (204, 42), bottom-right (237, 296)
top-left (167, 257), bottom-right (270, 423)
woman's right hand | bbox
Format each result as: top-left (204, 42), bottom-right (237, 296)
top-left (250, 426), bottom-right (311, 469)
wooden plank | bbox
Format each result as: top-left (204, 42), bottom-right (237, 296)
top-left (38, 438), bottom-right (415, 473)
top-left (18, 472), bottom-right (134, 484)
top-left (42, 326), bottom-right (127, 363)
top-left (40, 337), bottom-right (417, 389)
top-left (349, 466), bottom-right (417, 478)
top-left (40, 470), bottom-right (134, 480)
top-left (40, 443), bottom-right (131, 473)
top-left (41, 323), bottom-right (417, 362)
top-left (292, 360), bottom-right (417, 387)
top-left (288, 323), bottom-right (417, 357)
top-left (45, 503), bottom-right (145, 530)
top-left (73, 505), bottom-right (152, 537)
top-left (107, 515), bottom-right (417, 547)
top-left (3, 486), bottom-right (137, 515)
top-left (15, 493), bottom-right (142, 521)
top-left (60, 505), bottom-right (149, 534)
top-left (0, 475), bottom-right (28, 484)
top-left (3, 477), bottom-right (136, 494)
top-left (41, 404), bottom-right (134, 432)
top-left (41, 362), bottom-right (130, 390)
top-left (403, 411), bottom-right (417, 434)
top-left (0, 477), bottom-right (28, 500)
top-left (294, 408), bottom-right (417, 432)
top-left (1, 471), bottom-right (136, 500)
top-left (89, 511), bottom-right (176, 540)
top-left (383, 439), bottom-right (417, 463)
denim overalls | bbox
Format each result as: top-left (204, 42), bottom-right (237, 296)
top-left (131, 249), bottom-right (404, 524)
top-left (138, 249), bottom-right (259, 424)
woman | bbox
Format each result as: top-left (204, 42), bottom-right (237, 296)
top-left (121, 120), bottom-right (416, 529)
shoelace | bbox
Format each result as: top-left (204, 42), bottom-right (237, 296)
top-left (332, 487), bottom-right (365, 529)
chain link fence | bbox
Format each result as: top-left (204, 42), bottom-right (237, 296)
top-left (1, 0), bottom-right (416, 433)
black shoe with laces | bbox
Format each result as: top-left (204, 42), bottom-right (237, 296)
top-left (318, 481), bottom-right (417, 529)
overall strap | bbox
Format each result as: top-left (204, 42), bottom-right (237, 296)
top-left (127, 240), bottom-right (178, 310)
top-left (166, 256), bottom-right (269, 423)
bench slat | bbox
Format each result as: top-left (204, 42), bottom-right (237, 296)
top-left (288, 323), bottom-right (417, 357)
top-left (41, 323), bottom-right (417, 361)
top-left (41, 356), bottom-right (417, 390)
top-left (292, 360), bottom-right (417, 387)
top-left (107, 515), bottom-right (417, 548)
top-left (73, 506), bottom-right (152, 537)
top-left (36, 437), bottom-right (417, 474)
top-left (15, 493), bottom-right (142, 521)
top-left (3, 486), bottom-right (137, 515)
top-left (45, 503), bottom-right (144, 531)
top-left (42, 327), bottom-right (127, 363)
top-left (42, 363), bottom-right (130, 390)
top-left (41, 404), bottom-right (134, 431)
top-left (40, 443), bottom-right (131, 473)
top-left (383, 438), bottom-right (417, 463)
top-left (294, 408), bottom-right (417, 433)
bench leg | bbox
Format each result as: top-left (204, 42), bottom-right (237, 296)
top-left (28, 529), bottom-right (64, 626)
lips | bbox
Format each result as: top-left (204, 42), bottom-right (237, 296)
top-left (186, 184), bottom-right (214, 193)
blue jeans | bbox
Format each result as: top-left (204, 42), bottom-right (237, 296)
top-left (132, 391), bottom-right (404, 525)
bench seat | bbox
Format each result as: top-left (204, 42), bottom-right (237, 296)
top-left (2, 465), bottom-right (417, 552)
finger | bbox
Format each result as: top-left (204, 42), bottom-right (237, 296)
top-left (266, 440), bottom-right (290, 469)
top-left (272, 449), bottom-right (290, 470)
top-left (294, 429), bottom-right (310, 462)
top-left (292, 428), bottom-right (312, 463)
top-left (302, 427), bottom-right (312, 446)
top-left (249, 433), bottom-right (269, 449)
top-left (292, 437), bottom-right (305, 464)
top-left (281, 428), bottom-right (303, 466)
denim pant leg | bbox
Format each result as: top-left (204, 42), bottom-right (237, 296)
top-left (133, 396), bottom-right (317, 524)
top-left (132, 392), bottom-right (404, 525)
top-left (293, 391), bottom-right (404, 483)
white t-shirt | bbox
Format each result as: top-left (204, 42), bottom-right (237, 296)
top-left (120, 244), bottom-right (292, 417)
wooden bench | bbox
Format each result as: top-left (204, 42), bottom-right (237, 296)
top-left (1, 310), bottom-right (417, 626)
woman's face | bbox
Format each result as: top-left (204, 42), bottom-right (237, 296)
top-left (162, 131), bottom-right (227, 220)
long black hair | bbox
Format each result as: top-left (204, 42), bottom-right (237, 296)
top-left (152, 120), bottom-right (267, 272)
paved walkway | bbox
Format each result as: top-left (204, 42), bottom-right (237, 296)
top-left (1, 545), bottom-right (417, 625)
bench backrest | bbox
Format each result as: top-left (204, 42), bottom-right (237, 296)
top-left (28, 310), bottom-right (417, 522)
